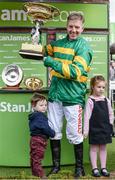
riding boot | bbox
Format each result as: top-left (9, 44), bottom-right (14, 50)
top-left (48, 140), bottom-right (61, 176)
top-left (74, 142), bottom-right (85, 178)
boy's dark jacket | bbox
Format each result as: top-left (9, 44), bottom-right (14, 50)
top-left (29, 111), bottom-right (55, 138)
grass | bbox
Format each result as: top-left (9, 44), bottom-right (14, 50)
top-left (0, 138), bottom-right (115, 179)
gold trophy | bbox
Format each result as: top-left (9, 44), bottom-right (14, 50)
top-left (24, 77), bottom-right (43, 91)
top-left (19, 2), bottom-right (60, 60)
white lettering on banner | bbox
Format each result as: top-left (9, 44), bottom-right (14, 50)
top-left (0, 9), bottom-right (77, 23)
top-left (53, 10), bottom-right (68, 22)
top-left (0, 102), bottom-right (31, 112)
top-left (1, 9), bottom-right (27, 21)
top-left (53, 11), bottom-right (78, 22)
top-left (0, 35), bottom-right (30, 41)
top-left (84, 37), bottom-right (106, 42)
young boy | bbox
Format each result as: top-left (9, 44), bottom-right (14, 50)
top-left (28, 93), bottom-right (55, 178)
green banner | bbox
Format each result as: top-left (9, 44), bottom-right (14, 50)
top-left (0, 92), bottom-right (89, 166)
top-left (0, 32), bottom-right (108, 89)
top-left (0, 32), bottom-right (47, 88)
top-left (0, 33), bottom-right (108, 167)
top-left (110, 23), bottom-right (115, 44)
top-left (0, 2), bottom-right (108, 28)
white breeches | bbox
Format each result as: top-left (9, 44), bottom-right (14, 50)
top-left (48, 101), bottom-right (83, 144)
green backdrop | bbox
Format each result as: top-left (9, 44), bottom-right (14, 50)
top-left (110, 23), bottom-right (115, 44)
top-left (0, 92), bottom-right (89, 166)
top-left (0, 2), bottom-right (108, 29)
top-left (0, 32), bottom-right (47, 88)
top-left (0, 32), bottom-right (109, 166)
top-left (0, 2), bottom-right (109, 167)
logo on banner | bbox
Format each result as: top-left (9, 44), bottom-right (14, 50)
top-left (0, 102), bottom-right (31, 112)
top-left (0, 9), bottom-right (27, 21)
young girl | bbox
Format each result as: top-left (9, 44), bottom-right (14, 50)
top-left (84, 75), bottom-right (114, 177)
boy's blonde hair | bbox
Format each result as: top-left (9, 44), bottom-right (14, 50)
top-left (31, 93), bottom-right (47, 107)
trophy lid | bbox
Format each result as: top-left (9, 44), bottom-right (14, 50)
top-left (24, 2), bottom-right (60, 22)
top-left (2, 64), bottom-right (23, 87)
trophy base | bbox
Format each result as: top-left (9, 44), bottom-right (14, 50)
top-left (19, 50), bottom-right (43, 60)
top-left (2, 84), bottom-right (21, 90)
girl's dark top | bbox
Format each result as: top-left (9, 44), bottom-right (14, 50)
top-left (29, 111), bottom-right (55, 139)
top-left (89, 98), bottom-right (112, 144)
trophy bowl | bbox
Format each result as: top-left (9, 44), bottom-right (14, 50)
top-left (2, 64), bottom-right (23, 89)
top-left (19, 2), bottom-right (60, 60)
